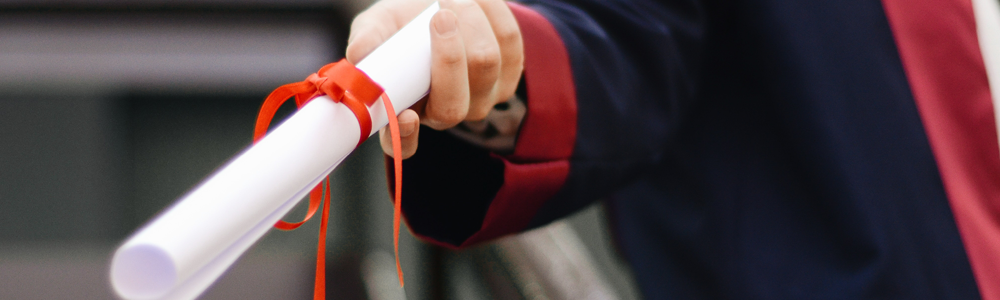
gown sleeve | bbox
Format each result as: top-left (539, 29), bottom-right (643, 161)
top-left (389, 0), bottom-right (705, 248)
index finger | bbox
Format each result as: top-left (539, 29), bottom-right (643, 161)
top-left (346, 0), bottom-right (436, 63)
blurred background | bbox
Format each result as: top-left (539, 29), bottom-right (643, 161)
top-left (0, 0), bottom-right (639, 299)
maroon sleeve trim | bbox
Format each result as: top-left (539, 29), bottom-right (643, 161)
top-left (456, 2), bottom-right (578, 246)
top-left (506, 2), bottom-right (578, 162)
top-left (396, 2), bottom-right (578, 248)
top-left (461, 159), bottom-right (570, 246)
top-left (882, 0), bottom-right (1000, 298)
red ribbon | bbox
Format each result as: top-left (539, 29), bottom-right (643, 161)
top-left (253, 58), bottom-right (406, 299)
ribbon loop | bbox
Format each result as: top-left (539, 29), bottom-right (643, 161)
top-left (321, 61), bottom-right (385, 105)
top-left (254, 58), bottom-right (406, 299)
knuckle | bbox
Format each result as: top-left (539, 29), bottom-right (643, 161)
top-left (466, 106), bottom-right (491, 121)
top-left (495, 25), bottom-right (521, 47)
top-left (493, 84), bottom-right (516, 102)
top-left (442, 110), bottom-right (468, 126)
top-left (438, 50), bottom-right (465, 66)
top-left (430, 107), bottom-right (467, 128)
top-left (503, 53), bottom-right (524, 75)
top-left (470, 81), bottom-right (496, 99)
top-left (467, 46), bottom-right (501, 71)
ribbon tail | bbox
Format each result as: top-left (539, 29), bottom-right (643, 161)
top-left (342, 95), bottom-right (374, 148)
top-left (258, 60), bottom-right (394, 299)
top-left (274, 183), bottom-right (324, 230)
top-left (260, 83), bottom-right (324, 230)
top-left (255, 81), bottom-right (317, 143)
top-left (381, 93), bottom-right (405, 287)
top-left (314, 178), bottom-right (331, 300)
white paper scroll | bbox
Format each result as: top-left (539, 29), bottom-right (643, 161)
top-left (109, 3), bottom-right (438, 300)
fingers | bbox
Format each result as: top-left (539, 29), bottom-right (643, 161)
top-left (346, 0), bottom-right (435, 63)
top-left (381, 109), bottom-right (420, 159)
top-left (441, 0), bottom-right (501, 120)
top-left (346, 12), bottom-right (385, 63)
top-left (352, 0), bottom-right (523, 137)
top-left (424, 9), bottom-right (470, 130)
top-left (474, 0), bottom-right (524, 105)
top-left (346, 4), bottom-right (396, 64)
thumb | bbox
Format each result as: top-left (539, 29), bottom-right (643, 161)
top-left (380, 109), bottom-right (421, 159)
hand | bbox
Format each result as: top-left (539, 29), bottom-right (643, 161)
top-left (346, 0), bottom-right (524, 159)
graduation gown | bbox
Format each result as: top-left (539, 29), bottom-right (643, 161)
top-left (389, 0), bottom-right (1000, 298)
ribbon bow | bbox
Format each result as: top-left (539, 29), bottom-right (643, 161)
top-left (253, 58), bottom-right (406, 299)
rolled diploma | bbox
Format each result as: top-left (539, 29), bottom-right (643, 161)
top-left (109, 3), bottom-right (438, 300)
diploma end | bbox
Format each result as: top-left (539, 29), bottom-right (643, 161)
top-left (111, 244), bottom-right (177, 300)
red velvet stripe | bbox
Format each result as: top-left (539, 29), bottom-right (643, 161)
top-left (456, 3), bottom-right (578, 246)
top-left (399, 3), bottom-right (577, 248)
top-left (506, 2), bottom-right (578, 162)
top-left (461, 160), bottom-right (570, 245)
top-left (408, 2), bottom-right (576, 248)
top-left (881, 0), bottom-right (1000, 299)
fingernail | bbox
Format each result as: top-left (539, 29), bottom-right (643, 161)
top-left (434, 11), bottom-right (458, 37)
